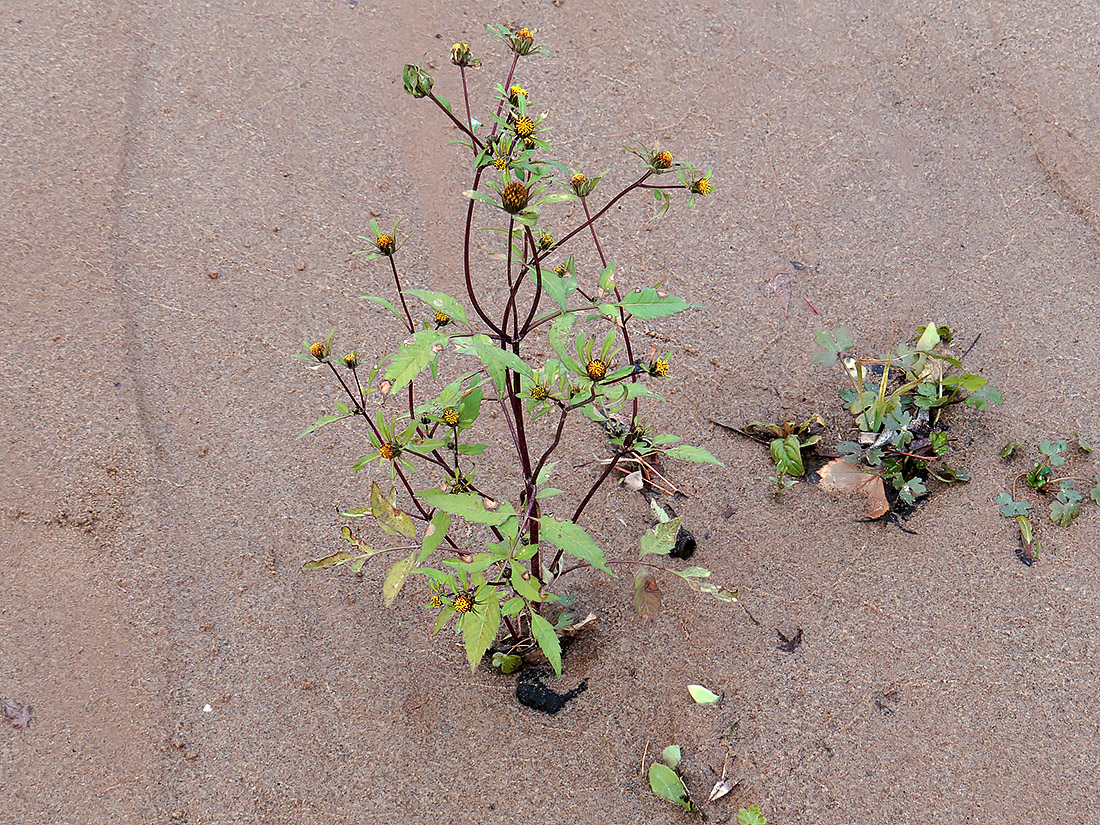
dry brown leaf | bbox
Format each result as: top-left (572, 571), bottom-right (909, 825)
top-left (817, 458), bottom-right (890, 519)
top-left (633, 570), bottom-right (662, 621)
top-left (622, 470), bottom-right (644, 492)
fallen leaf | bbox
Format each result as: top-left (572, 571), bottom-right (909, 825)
top-left (759, 272), bottom-right (792, 316)
top-left (661, 744), bottom-right (682, 770)
top-left (623, 469), bottom-right (644, 491)
top-left (687, 684), bottom-right (722, 704)
top-left (2, 699), bottom-right (32, 729)
top-left (776, 627), bottom-right (803, 652)
top-left (817, 458), bottom-right (889, 519)
top-left (708, 778), bottom-right (736, 803)
top-left (562, 613), bottom-right (598, 634)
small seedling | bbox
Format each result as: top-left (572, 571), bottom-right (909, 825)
top-left (744, 415), bottom-right (824, 496)
top-left (813, 322), bottom-right (1001, 516)
top-left (649, 744), bottom-right (698, 812)
top-left (998, 438), bottom-right (1099, 563)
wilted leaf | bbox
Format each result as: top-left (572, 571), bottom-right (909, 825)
top-left (817, 458), bottom-right (889, 519)
top-left (708, 778), bottom-right (736, 803)
top-left (300, 550), bottom-right (356, 572)
top-left (382, 552), bottom-right (417, 607)
top-left (687, 684), bottom-right (722, 704)
top-left (371, 482), bottom-right (416, 538)
top-left (649, 762), bottom-right (696, 812)
top-left (633, 570), bottom-right (662, 621)
top-left (661, 744), bottom-right (682, 770)
top-left (2, 699), bottom-right (32, 730)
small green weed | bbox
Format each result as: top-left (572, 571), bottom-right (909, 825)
top-left (997, 436), bottom-right (1099, 564)
top-left (813, 322), bottom-right (1002, 512)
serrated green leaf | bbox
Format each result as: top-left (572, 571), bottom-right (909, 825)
top-left (549, 314), bottom-right (582, 372)
top-left (461, 588), bottom-right (501, 672)
top-left (385, 329), bottom-right (446, 393)
top-left (382, 552), bottom-right (417, 607)
top-left (665, 444), bottom-right (723, 466)
top-left (492, 652), bottom-right (523, 673)
top-left (965, 385), bottom-right (1004, 410)
top-left (648, 763), bottom-right (696, 812)
top-left (737, 805), bottom-right (767, 825)
top-left (617, 287), bottom-right (690, 319)
top-left (1050, 495), bottom-right (1081, 527)
top-left (404, 289), bottom-right (468, 324)
top-left (530, 611), bottom-right (562, 676)
top-left (640, 517), bottom-right (682, 557)
top-left (687, 684), bottom-right (722, 704)
top-left (538, 516), bottom-right (612, 574)
top-left (510, 563), bottom-right (543, 601)
top-left (677, 566), bottom-right (711, 579)
top-left (418, 490), bottom-right (516, 526)
top-left (995, 492), bottom-right (1031, 518)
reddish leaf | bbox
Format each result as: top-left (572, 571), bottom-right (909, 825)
top-left (2, 699), bottom-right (32, 729)
top-left (633, 570), bottom-right (663, 621)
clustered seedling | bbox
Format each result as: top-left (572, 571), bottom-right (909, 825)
top-left (996, 436), bottom-right (1099, 563)
top-left (813, 322), bottom-right (1003, 509)
top-left (739, 415), bottom-right (825, 496)
top-left (297, 26), bottom-right (731, 676)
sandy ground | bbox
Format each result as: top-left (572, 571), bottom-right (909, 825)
top-left (3, 1), bottom-right (1100, 823)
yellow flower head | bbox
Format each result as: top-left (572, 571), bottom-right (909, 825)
top-left (375, 234), bottom-right (396, 255)
top-left (442, 408), bottom-right (460, 427)
top-left (514, 116), bottom-right (535, 138)
top-left (501, 181), bottom-right (529, 214)
top-left (654, 150), bottom-right (673, 170)
top-left (310, 342), bottom-right (326, 360)
top-left (586, 359), bottom-right (607, 381)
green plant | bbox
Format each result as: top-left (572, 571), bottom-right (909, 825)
top-left (814, 322), bottom-right (1002, 508)
top-left (297, 26), bottom-right (729, 676)
top-left (997, 437), bottom-right (1099, 563)
top-left (742, 415), bottom-right (824, 495)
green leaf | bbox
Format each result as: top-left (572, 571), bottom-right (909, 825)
top-left (769, 435), bottom-right (805, 476)
top-left (943, 373), bottom-right (988, 392)
top-left (665, 444), bottom-right (724, 466)
top-left (529, 611), bottom-right (563, 676)
top-left (549, 314), bottom-right (582, 372)
top-left (372, 482), bottom-right (417, 538)
top-left (677, 566), bottom-right (711, 579)
top-left (687, 684), bottom-right (722, 704)
top-left (382, 552), bottom-right (417, 607)
top-left (492, 652), bottom-right (523, 673)
top-left (530, 264), bottom-right (578, 312)
top-left (300, 551), bottom-right (356, 572)
top-left (812, 326), bottom-right (855, 366)
top-left (403, 289), bottom-right (468, 324)
top-left (385, 329), bottom-right (446, 393)
top-left (1000, 441), bottom-right (1023, 459)
top-left (419, 511), bottom-right (450, 561)
top-left (538, 516), bottom-right (612, 574)
top-left (616, 287), bottom-right (690, 320)
top-left (362, 294), bottom-right (406, 322)
top-left (453, 334), bottom-right (532, 392)
top-left (510, 563), bottom-right (543, 601)
top-left (995, 492), bottom-right (1031, 518)
top-left (661, 745), bottom-right (681, 770)
top-left (461, 587), bottom-right (501, 673)
top-left (640, 517), bottom-right (682, 557)
top-left (648, 763), bottom-right (696, 812)
top-left (1050, 493), bottom-right (1081, 527)
top-left (965, 385), bottom-right (1004, 410)
top-left (418, 490), bottom-right (517, 526)
top-left (737, 805), bottom-right (767, 825)
top-left (1090, 476), bottom-right (1100, 506)
top-left (297, 413), bottom-right (347, 439)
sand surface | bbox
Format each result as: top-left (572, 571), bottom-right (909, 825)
top-left (3, 2), bottom-right (1100, 823)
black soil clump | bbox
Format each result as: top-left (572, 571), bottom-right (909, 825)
top-left (670, 526), bottom-right (696, 559)
top-left (515, 670), bottom-right (588, 714)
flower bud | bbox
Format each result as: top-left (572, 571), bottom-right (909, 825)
top-left (402, 63), bottom-right (435, 99)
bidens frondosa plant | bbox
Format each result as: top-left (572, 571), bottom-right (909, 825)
top-left (297, 26), bottom-right (729, 676)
